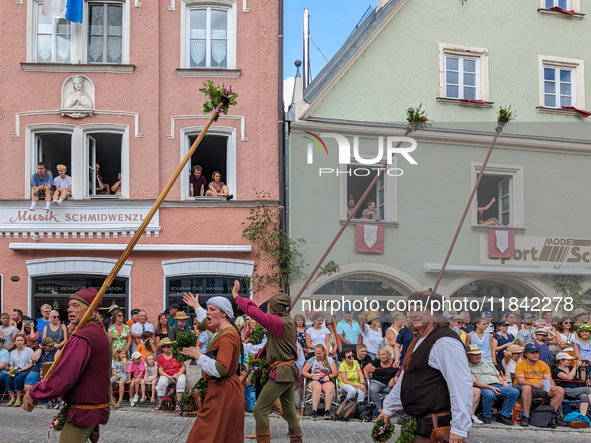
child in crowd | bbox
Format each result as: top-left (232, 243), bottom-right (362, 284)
top-left (111, 348), bottom-right (128, 408)
top-left (141, 353), bottom-right (158, 403)
top-left (51, 164), bottom-right (72, 206)
top-left (127, 351), bottom-right (146, 406)
top-left (194, 322), bottom-right (209, 353)
top-left (136, 331), bottom-right (155, 359)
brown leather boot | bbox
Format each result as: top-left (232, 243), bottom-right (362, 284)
top-left (288, 426), bottom-right (304, 443)
top-left (255, 425), bottom-right (271, 443)
top-left (273, 398), bottom-right (285, 420)
top-left (247, 411), bottom-right (269, 439)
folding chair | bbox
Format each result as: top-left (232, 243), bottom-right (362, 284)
top-left (301, 377), bottom-right (340, 416)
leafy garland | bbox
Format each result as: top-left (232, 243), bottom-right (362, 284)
top-left (246, 354), bottom-right (271, 386)
top-left (171, 331), bottom-right (198, 363)
top-left (495, 105), bottom-right (516, 132)
top-left (396, 416), bottom-right (417, 443)
top-left (372, 418), bottom-right (395, 443)
top-left (199, 80), bottom-right (238, 117)
top-left (406, 104), bottom-right (431, 133)
top-left (52, 404), bottom-right (70, 432)
top-left (180, 391), bottom-right (193, 405)
top-left (317, 260), bottom-right (340, 278)
top-left (195, 378), bottom-right (208, 400)
top-left (245, 324), bottom-right (268, 345)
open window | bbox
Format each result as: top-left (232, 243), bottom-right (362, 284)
top-left (35, 133), bottom-right (72, 176)
top-left (345, 164), bottom-right (386, 221)
top-left (472, 164), bottom-right (524, 229)
top-left (87, 132), bottom-right (122, 198)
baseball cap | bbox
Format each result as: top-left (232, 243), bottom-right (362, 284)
top-left (534, 328), bottom-right (548, 335)
top-left (501, 308), bottom-right (512, 315)
top-left (169, 303), bottom-right (180, 310)
top-left (41, 337), bottom-right (56, 346)
top-left (524, 343), bottom-right (540, 352)
top-left (131, 309), bottom-right (140, 315)
top-left (343, 307), bottom-right (352, 313)
top-left (523, 313), bottom-right (535, 320)
top-left (497, 320), bottom-right (509, 327)
top-left (131, 351), bottom-right (142, 359)
top-left (482, 311), bottom-right (493, 318)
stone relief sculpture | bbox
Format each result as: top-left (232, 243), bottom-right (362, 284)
top-left (61, 75), bottom-right (94, 119)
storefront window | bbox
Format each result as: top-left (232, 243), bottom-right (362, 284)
top-left (32, 276), bottom-right (128, 322)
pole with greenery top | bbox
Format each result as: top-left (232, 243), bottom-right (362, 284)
top-left (289, 105), bottom-right (432, 311)
top-left (41, 82), bottom-right (237, 382)
top-left (433, 106), bottom-right (516, 291)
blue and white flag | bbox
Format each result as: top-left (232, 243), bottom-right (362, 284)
top-left (42, 0), bottom-right (83, 23)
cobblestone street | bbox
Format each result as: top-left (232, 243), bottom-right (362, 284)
top-left (0, 405), bottom-right (589, 442)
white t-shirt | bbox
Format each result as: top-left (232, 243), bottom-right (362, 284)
top-left (305, 326), bottom-right (331, 348)
top-left (9, 347), bottom-right (34, 369)
top-left (146, 363), bottom-right (158, 380)
top-left (53, 174), bottom-right (72, 192)
top-left (130, 322), bottom-right (154, 352)
top-left (507, 325), bottom-right (519, 337)
top-left (361, 326), bottom-right (383, 355)
top-left (559, 332), bottom-right (575, 353)
top-left (502, 357), bottom-right (520, 384)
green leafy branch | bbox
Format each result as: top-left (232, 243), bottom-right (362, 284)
top-left (199, 80), bottom-right (238, 116)
top-left (553, 275), bottom-right (588, 311)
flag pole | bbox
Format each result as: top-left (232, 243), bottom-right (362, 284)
top-left (42, 97), bottom-right (230, 381)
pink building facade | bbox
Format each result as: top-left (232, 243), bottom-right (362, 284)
top-left (0, 0), bottom-right (282, 321)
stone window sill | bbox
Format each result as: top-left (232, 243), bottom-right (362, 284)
top-left (21, 63), bottom-right (135, 73)
top-left (436, 97), bottom-right (494, 108)
top-left (340, 220), bottom-right (399, 226)
top-left (537, 9), bottom-right (584, 19)
top-left (176, 68), bottom-right (241, 78)
top-left (471, 225), bottom-right (525, 233)
top-left (536, 106), bottom-right (587, 117)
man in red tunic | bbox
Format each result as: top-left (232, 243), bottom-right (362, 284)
top-left (22, 288), bottom-right (111, 443)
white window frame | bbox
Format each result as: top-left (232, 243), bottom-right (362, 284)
top-left (541, 0), bottom-right (580, 12)
top-left (539, 55), bottom-right (585, 109)
top-left (179, 126), bottom-right (237, 200)
top-left (31, 1), bottom-right (72, 63)
top-left (339, 155), bottom-right (398, 223)
top-left (27, 0), bottom-right (131, 64)
top-left (543, 66), bottom-right (575, 108)
top-left (180, 0), bottom-right (237, 69)
top-left (25, 123), bottom-right (129, 200)
top-left (444, 55), bottom-right (480, 100)
top-left (439, 43), bottom-right (489, 102)
top-left (471, 163), bottom-right (524, 229)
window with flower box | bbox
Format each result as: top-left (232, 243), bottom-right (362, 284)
top-left (438, 43), bottom-right (490, 104)
top-left (538, 55), bottom-right (585, 112)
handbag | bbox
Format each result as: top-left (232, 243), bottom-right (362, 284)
top-left (430, 412), bottom-right (451, 443)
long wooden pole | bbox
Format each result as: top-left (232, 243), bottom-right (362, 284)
top-left (289, 129), bottom-right (411, 311)
top-left (432, 129), bottom-right (502, 292)
top-left (43, 98), bottom-right (229, 381)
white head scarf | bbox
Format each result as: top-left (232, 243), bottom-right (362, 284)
top-left (207, 296), bottom-right (234, 320)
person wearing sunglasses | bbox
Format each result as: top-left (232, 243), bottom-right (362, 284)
top-left (36, 304), bottom-right (53, 334)
top-left (107, 309), bottom-right (131, 355)
top-left (41, 310), bottom-right (68, 350)
top-left (556, 317), bottom-right (576, 364)
top-left (338, 349), bottom-right (366, 403)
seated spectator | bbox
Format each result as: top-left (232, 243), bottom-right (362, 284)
top-left (155, 338), bottom-right (186, 411)
top-left (346, 194), bottom-right (356, 218)
top-left (553, 352), bottom-right (591, 416)
top-left (477, 198), bottom-right (502, 225)
top-left (136, 331), bottom-right (156, 359)
top-left (35, 304), bottom-right (52, 335)
top-left (142, 353), bottom-right (158, 403)
top-left (338, 348), bottom-right (366, 403)
top-left (30, 162), bottom-right (53, 211)
top-left (502, 344), bottom-right (523, 384)
top-left (0, 342), bottom-right (10, 389)
top-left (128, 351), bottom-right (146, 406)
top-left (51, 164), bottom-right (72, 205)
top-left (532, 329), bottom-right (553, 368)
top-left (359, 312), bottom-right (383, 360)
top-left (168, 311), bottom-right (192, 342)
top-left (361, 200), bottom-right (381, 221)
top-left (111, 172), bottom-right (122, 196)
top-left (466, 344), bottom-right (518, 425)
top-left (20, 317), bottom-right (39, 350)
top-left (573, 324), bottom-right (591, 381)
top-left (91, 163), bottom-right (110, 194)
top-left (5, 334), bottom-right (34, 406)
top-left (205, 171), bottom-right (232, 200)
top-left (513, 342), bottom-right (564, 427)
top-left (189, 165), bottom-right (207, 197)
top-left (107, 309), bottom-right (132, 354)
top-left (394, 322), bottom-right (415, 367)
top-left (466, 318), bottom-right (495, 364)
top-left (1, 313), bottom-right (19, 351)
top-left (11, 309), bottom-right (23, 330)
top-left (42, 310), bottom-right (68, 350)
top-left (24, 337), bottom-right (58, 393)
top-left (154, 313), bottom-right (170, 350)
top-left (111, 348), bottom-right (128, 408)
top-left (305, 313), bottom-right (331, 360)
top-left (301, 344), bottom-right (337, 420)
top-left (364, 346), bottom-right (397, 414)
top-left (355, 344), bottom-right (373, 370)
top-left (516, 314), bottom-right (535, 346)
top-left (493, 321), bottom-right (514, 362)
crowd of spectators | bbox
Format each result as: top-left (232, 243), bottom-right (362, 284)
top-left (2, 300), bottom-right (591, 435)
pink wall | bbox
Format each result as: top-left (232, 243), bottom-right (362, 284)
top-left (0, 1), bottom-right (281, 320)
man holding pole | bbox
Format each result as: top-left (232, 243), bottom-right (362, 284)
top-left (22, 288), bottom-right (110, 443)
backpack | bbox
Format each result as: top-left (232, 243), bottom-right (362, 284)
top-left (335, 399), bottom-right (358, 421)
top-left (356, 403), bottom-right (374, 421)
top-left (529, 405), bottom-right (556, 428)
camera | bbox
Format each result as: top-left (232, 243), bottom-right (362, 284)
top-left (146, 339), bottom-right (153, 351)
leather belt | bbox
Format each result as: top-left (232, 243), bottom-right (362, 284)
top-left (71, 403), bottom-right (109, 410)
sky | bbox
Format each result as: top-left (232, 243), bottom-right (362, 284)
top-left (282, 0), bottom-right (378, 107)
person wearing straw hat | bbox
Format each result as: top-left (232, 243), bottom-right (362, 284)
top-left (22, 288), bottom-right (110, 443)
top-left (359, 311), bottom-right (383, 360)
top-left (552, 351), bottom-right (591, 416)
top-left (168, 311), bottom-right (192, 342)
top-left (378, 290), bottom-right (472, 443)
top-left (466, 344), bottom-right (518, 426)
top-left (501, 344), bottom-right (523, 384)
top-left (573, 307), bottom-right (590, 331)
top-left (181, 292), bottom-right (245, 443)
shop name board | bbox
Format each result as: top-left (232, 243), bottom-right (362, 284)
top-left (481, 235), bottom-right (591, 267)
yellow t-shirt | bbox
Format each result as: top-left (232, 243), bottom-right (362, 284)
top-left (513, 359), bottom-right (550, 386)
top-left (338, 360), bottom-right (361, 385)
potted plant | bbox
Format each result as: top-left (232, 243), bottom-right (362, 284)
top-left (161, 396), bottom-right (172, 411)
